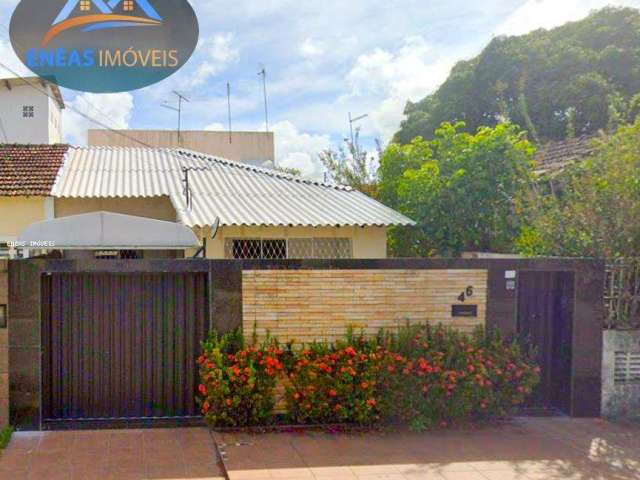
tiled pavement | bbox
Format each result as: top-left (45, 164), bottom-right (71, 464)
top-left (214, 417), bottom-right (640, 480)
top-left (0, 427), bottom-right (225, 479)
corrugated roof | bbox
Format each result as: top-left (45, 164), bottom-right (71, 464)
top-left (534, 135), bottom-right (597, 174)
top-left (0, 144), bottom-right (69, 196)
top-left (52, 146), bottom-right (415, 228)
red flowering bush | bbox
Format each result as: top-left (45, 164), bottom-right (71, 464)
top-left (197, 325), bottom-right (540, 431)
top-left (381, 325), bottom-right (540, 431)
top-left (284, 334), bottom-right (386, 425)
top-left (197, 330), bottom-right (288, 427)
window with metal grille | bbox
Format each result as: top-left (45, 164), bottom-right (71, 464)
top-left (79, 0), bottom-right (91, 11)
top-left (22, 106), bottom-right (34, 118)
top-left (123, 0), bottom-right (134, 11)
top-left (225, 238), bottom-right (352, 259)
top-left (614, 351), bottom-right (640, 385)
top-left (0, 243), bottom-right (9, 259)
top-left (288, 238), bottom-right (352, 259)
top-left (227, 239), bottom-right (287, 259)
top-left (94, 250), bottom-right (142, 260)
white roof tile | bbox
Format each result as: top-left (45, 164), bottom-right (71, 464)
top-left (51, 146), bottom-right (415, 228)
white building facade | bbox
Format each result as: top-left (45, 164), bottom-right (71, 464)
top-left (0, 77), bottom-right (64, 144)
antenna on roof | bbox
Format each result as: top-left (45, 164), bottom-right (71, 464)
top-left (227, 82), bottom-right (233, 144)
top-left (162, 90), bottom-right (190, 146)
top-left (257, 65), bottom-right (269, 133)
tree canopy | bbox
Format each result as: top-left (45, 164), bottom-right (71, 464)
top-left (379, 122), bottom-right (535, 257)
top-left (394, 7), bottom-right (640, 145)
top-left (517, 121), bottom-right (640, 258)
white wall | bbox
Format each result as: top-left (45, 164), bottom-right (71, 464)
top-left (0, 83), bottom-right (61, 144)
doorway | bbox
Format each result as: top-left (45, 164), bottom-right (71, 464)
top-left (517, 271), bottom-right (574, 415)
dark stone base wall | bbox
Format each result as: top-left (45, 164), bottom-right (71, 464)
top-left (7, 258), bottom-right (604, 429)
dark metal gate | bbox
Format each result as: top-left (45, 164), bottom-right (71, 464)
top-left (517, 271), bottom-right (574, 415)
top-left (41, 272), bottom-right (209, 427)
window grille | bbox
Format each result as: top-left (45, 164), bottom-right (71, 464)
top-left (22, 106), bottom-right (34, 118)
top-left (288, 238), bottom-right (352, 259)
top-left (95, 250), bottom-right (142, 260)
top-left (614, 352), bottom-right (640, 385)
top-left (123, 0), bottom-right (134, 11)
top-left (0, 243), bottom-right (9, 259)
top-left (79, 0), bottom-right (91, 11)
top-left (225, 238), bottom-right (352, 260)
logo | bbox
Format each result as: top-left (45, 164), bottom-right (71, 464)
top-left (10, 0), bottom-right (199, 93)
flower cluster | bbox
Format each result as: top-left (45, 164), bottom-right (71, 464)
top-left (381, 325), bottom-right (540, 430)
top-left (196, 325), bottom-right (540, 431)
top-left (285, 339), bottom-right (386, 425)
top-left (197, 331), bottom-right (288, 427)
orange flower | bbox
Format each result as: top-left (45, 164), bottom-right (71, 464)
top-left (366, 398), bottom-right (376, 407)
top-left (198, 355), bottom-right (206, 364)
top-left (328, 389), bottom-right (337, 397)
top-left (293, 392), bottom-right (301, 400)
top-left (202, 401), bottom-right (210, 413)
top-left (360, 381), bottom-right (369, 390)
top-left (198, 384), bottom-right (207, 395)
top-left (225, 399), bottom-right (233, 407)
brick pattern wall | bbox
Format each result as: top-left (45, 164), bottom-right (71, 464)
top-left (0, 260), bottom-right (8, 427)
top-left (243, 269), bottom-right (488, 344)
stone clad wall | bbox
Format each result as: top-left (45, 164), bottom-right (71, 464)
top-left (0, 260), bottom-right (8, 428)
top-left (242, 269), bottom-right (488, 344)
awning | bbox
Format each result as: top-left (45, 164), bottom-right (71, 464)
top-left (18, 211), bottom-right (200, 250)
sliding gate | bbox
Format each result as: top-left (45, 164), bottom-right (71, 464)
top-left (41, 272), bottom-right (209, 427)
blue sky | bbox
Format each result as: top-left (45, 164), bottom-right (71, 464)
top-left (1, 0), bottom-right (640, 179)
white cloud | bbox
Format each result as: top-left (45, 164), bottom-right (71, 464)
top-left (346, 36), bottom-right (454, 142)
top-left (299, 38), bottom-right (324, 58)
top-left (496, 0), bottom-right (640, 36)
top-left (271, 120), bottom-right (332, 179)
top-left (204, 122), bottom-right (226, 131)
top-left (63, 93), bottom-right (134, 145)
top-left (0, 37), bottom-right (30, 79)
top-left (184, 33), bottom-right (239, 88)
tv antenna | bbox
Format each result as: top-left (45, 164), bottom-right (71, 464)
top-left (258, 65), bottom-right (269, 133)
top-left (348, 112), bottom-right (368, 147)
top-left (162, 90), bottom-right (190, 145)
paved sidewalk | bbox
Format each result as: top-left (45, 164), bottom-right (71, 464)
top-left (0, 427), bottom-right (224, 479)
top-left (214, 417), bottom-right (640, 480)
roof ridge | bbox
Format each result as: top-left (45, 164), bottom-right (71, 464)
top-left (172, 147), bottom-right (353, 191)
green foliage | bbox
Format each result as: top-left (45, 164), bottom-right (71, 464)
top-left (381, 325), bottom-right (540, 431)
top-left (518, 121), bottom-right (640, 257)
top-left (197, 331), bottom-right (288, 427)
top-left (379, 122), bottom-right (535, 257)
top-left (395, 7), bottom-right (640, 144)
top-left (197, 325), bottom-right (540, 431)
top-left (319, 131), bottom-right (380, 197)
top-left (286, 336), bottom-right (385, 425)
top-left (0, 426), bottom-right (13, 449)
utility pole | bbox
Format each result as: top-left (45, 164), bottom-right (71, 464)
top-left (162, 91), bottom-right (190, 145)
top-left (258, 66), bottom-right (269, 133)
top-left (227, 82), bottom-right (233, 144)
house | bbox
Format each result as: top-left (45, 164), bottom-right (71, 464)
top-left (0, 144), bottom-right (414, 259)
top-left (88, 129), bottom-right (276, 168)
top-left (0, 77), bottom-right (64, 144)
top-left (534, 135), bottom-right (597, 176)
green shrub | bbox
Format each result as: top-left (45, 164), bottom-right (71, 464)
top-left (285, 334), bottom-right (386, 425)
top-left (380, 325), bottom-right (540, 431)
top-left (197, 331), bottom-right (289, 427)
top-left (0, 426), bottom-right (13, 449)
top-left (197, 325), bottom-right (540, 431)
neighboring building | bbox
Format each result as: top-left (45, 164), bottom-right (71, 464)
top-left (0, 145), bottom-right (66, 257)
top-left (0, 77), bottom-right (64, 144)
top-left (2, 145), bottom-right (414, 259)
top-left (534, 135), bottom-right (597, 176)
top-left (88, 130), bottom-right (275, 167)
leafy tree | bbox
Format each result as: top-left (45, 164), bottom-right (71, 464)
top-left (517, 122), bottom-right (640, 258)
top-left (395, 7), bottom-right (640, 144)
top-left (319, 130), bottom-right (379, 197)
top-left (379, 122), bottom-right (535, 257)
